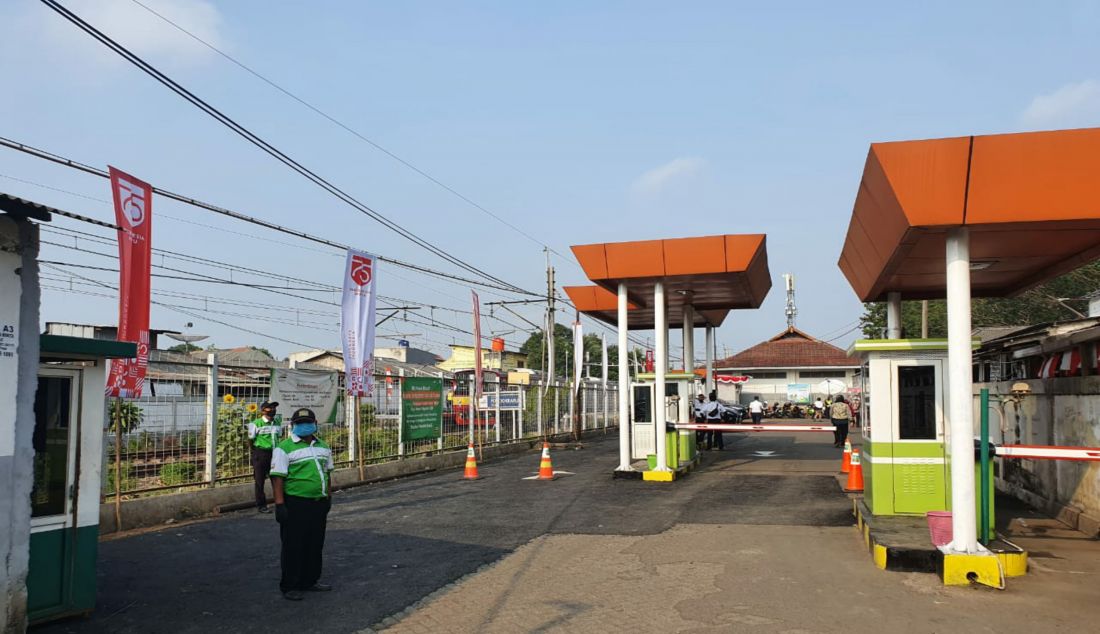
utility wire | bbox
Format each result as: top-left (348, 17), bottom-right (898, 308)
top-left (39, 0), bottom-right (529, 294)
top-left (123, 0), bottom-right (579, 271)
top-left (0, 136), bottom-right (534, 295)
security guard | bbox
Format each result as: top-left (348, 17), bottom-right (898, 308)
top-left (271, 408), bottom-right (334, 600)
top-left (248, 401), bottom-right (282, 512)
top-left (704, 391), bottom-right (724, 450)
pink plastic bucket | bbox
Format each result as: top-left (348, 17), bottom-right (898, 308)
top-left (926, 511), bottom-right (953, 547)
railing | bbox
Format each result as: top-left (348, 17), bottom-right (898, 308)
top-left (104, 357), bottom-right (619, 499)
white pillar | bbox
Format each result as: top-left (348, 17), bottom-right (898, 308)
top-left (705, 326), bottom-right (714, 395)
top-left (886, 291), bottom-right (902, 339)
top-left (616, 283), bottom-right (632, 471)
top-left (204, 353), bottom-right (219, 487)
top-left (946, 227), bottom-right (977, 553)
top-left (654, 282), bottom-right (670, 471)
top-left (682, 304), bottom-right (694, 376)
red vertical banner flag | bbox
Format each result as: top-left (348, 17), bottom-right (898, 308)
top-left (105, 167), bottom-right (153, 398)
top-left (471, 290), bottom-right (482, 403)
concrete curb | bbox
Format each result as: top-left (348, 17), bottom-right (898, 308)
top-left (101, 428), bottom-right (615, 532)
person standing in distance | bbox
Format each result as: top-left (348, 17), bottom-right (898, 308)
top-left (748, 396), bottom-right (765, 425)
top-left (829, 395), bottom-right (853, 448)
top-left (704, 391), bottom-right (724, 450)
top-left (693, 393), bottom-right (707, 449)
top-left (271, 408), bottom-right (334, 600)
top-left (248, 401), bottom-right (282, 513)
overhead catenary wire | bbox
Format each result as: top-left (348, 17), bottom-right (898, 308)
top-left (37, 0), bottom-right (534, 295)
top-left (123, 0), bottom-right (581, 273)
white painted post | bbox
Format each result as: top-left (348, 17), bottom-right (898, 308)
top-left (886, 291), bottom-right (902, 339)
top-left (397, 368), bottom-right (405, 456)
top-left (682, 305), bottom-right (694, 376)
top-left (569, 379), bottom-right (576, 433)
top-left (582, 384), bottom-right (588, 430)
top-left (536, 380), bottom-right (543, 437)
top-left (654, 282), bottom-right (669, 472)
top-left (554, 382), bottom-right (560, 435)
top-left (204, 353), bottom-right (218, 487)
top-left (617, 283), bottom-right (632, 470)
top-left (601, 334), bottom-right (608, 428)
top-left (468, 377), bottom-right (476, 446)
top-left (946, 227), bottom-right (978, 553)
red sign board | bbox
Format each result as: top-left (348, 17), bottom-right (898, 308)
top-left (105, 167), bottom-right (152, 398)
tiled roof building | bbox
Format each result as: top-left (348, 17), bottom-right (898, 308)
top-left (717, 327), bottom-right (860, 369)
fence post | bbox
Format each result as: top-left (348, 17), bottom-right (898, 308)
top-left (438, 371), bottom-right (445, 452)
top-left (397, 368), bottom-right (405, 457)
top-left (516, 385), bottom-right (523, 438)
top-left (494, 382), bottom-right (502, 444)
top-left (204, 353), bottom-right (218, 488)
top-left (536, 382), bottom-right (543, 438)
top-left (554, 382), bottom-right (560, 435)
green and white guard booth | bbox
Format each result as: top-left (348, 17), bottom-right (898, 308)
top-left (850, 339), bottom-right (993, 520)
top-left (29, 334), bottom-right (136, 625)
top-left (631, 372), bottom-right (700, 470)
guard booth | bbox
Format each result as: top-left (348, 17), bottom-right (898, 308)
top-left (29, 334), bottom-right (136, 625)
top-left (850, 339), bottom-right (993, 520)
top-left (631, 372), bottom-right (700, 469)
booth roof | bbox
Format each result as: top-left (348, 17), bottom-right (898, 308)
top-left (568, 234), bottom-right (771, 326)
top-left (562, 284), bottom-right (730, 329)
top-left (839, 128), bottom-right (1100, 302)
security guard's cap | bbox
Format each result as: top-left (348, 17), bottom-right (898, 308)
top-left (260, 401), bottom-right (279, 410)
top-left (290, 407), bottom-right (317, 423)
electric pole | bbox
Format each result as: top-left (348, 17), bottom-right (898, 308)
top-left (545, 248), bottom-right (556, 383)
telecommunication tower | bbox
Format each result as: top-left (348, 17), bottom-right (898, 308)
top-left (783, 273), bottom-right (797, 329)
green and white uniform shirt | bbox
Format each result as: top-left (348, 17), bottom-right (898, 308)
top-left (248, 416), bottom-right (283, 450)
top-left (270, 434), bottom-right (335, 499)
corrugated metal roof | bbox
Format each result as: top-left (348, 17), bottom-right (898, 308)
top-left (0, 192), bottom-right (54, 222)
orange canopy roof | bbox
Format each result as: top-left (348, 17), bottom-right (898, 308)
top-left (840, 128), bottom-right (1100, 302)
top-left (569, 234), bottom-right (771, 327)
top-left (562, 285), bottom-right (730, 329)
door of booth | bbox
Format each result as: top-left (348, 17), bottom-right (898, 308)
top-left (889, 360), bottom-right (948, 514)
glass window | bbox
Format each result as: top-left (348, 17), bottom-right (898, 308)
top-left (31, 376), bottom-right (72, 518)
top-left (745, 371), bottom-right (786, 379)
top-left (897, 366), bottom-right (936, 440)
top-left (798, 370), bottom-right (847, 379)
top-left (632, 385), bottom-right (652, 423)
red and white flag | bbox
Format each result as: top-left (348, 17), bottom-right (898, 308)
top-left (472, 290), bottom-right (482, 403)
top-left (341, 249), bottom-right (378, 396)
top-left (105, 167), bottom-right (152, 398)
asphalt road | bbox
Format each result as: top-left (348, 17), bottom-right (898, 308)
top-left (35, 431), bottom-right (855, 634)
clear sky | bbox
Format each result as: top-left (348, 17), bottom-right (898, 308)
top-left (3, 0), bottom-right (1100, 362)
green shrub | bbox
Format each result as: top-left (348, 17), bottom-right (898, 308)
top-left (216, 404), bottom-right (251, 477)
top-left (106, 460), bottom-right (136, 493)
top-left (159, 461), bottom-right (198, 486)
top-left (108, 400), bottom-right (144, 433)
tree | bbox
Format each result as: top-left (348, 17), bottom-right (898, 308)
top-left (859, 261), bottom-right (1100, 338)
top-left (167, 342), bottom-right (201, 353)
top-left (520, 323), bottom-right (628, 381)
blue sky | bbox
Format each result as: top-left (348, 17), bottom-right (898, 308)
top-left (3, 0), bottom-right (1100, 362)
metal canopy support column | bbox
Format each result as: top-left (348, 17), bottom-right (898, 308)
top-left (886, 291), bottom-right (902, 339)
top-left (654, 281), bottom-right (670, 472)
top-left (705, 326), bottom-right (714, 395)
top-left (946, 227), bottom-right (978, 553)
top-left (682, 304), bottom-right (694, 376)
top-left (616, 283), bottom-right (632, 471)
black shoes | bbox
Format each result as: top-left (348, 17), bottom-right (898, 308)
top-left (283, 590), bottom-right (304, 601)
top-left (258, 506), bottom-right (271, 514)
top-left (305, 583), bottom-right (333, 592)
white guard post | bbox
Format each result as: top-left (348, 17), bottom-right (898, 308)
top-left (616, 283), bottom-right (632, 471)
top-left (946, 227), bottom-right (977, 553)
top-left (654, 281), bottom-right (670, 472)
top-left (705, 326), bottom-right (714, 395)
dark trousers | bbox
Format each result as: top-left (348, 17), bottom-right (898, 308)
top-left (832, 420), bottom-right (850, 447)
top-left (751, 412), bottom-right (763, 425)
top-left (251, 447), bottom-right (273, 508)
top-left (280, 495), bottom-right (330, 592)
top-left (706, 420), bottom-right (724, 449)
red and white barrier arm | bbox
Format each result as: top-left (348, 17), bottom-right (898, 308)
top-left (675, 423), bottom-right (835, 433)
top-left (995, 445), bottom-right (1100, 462)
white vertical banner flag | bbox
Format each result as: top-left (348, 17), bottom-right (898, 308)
top-left (572, 320), bottom-right (583, 393)
top-left (342, 249), bottom-right (378, 396)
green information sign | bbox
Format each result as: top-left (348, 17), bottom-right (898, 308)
top-left (401, 377), bottom-right (443, 441)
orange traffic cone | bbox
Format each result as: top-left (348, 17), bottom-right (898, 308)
top-left (840, 439), bottom-right (852, 474)
top-left (844, 448), bottom-right (864, 492)
top-left (537, 442), bottom-right (555, 480)
top-left (463, 443), bottom-right (481, 480)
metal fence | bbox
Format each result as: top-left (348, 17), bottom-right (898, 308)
top-left (104, 357), bottom-right (619, 499)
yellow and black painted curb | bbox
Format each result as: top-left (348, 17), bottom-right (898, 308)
top-left (852, 500), bottom-right (1028, 585)
top-left (640, 455), bottom-right (700, 482)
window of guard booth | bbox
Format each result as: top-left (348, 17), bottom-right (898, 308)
top-left (632, 385), bottom-right (652, 423)
top-left (31, 375), bottom-right (73, 518)
top-left (897, 365), bottom-right (936, 440)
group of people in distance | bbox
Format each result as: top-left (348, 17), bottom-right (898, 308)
top-left (718, 393), bottom-right (859, 450)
